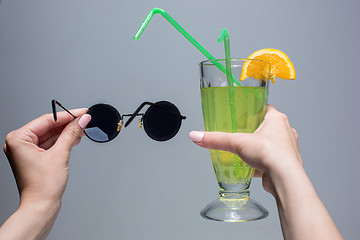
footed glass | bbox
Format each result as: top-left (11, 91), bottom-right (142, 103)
top-left (199, 59), bottom-right (270, 222)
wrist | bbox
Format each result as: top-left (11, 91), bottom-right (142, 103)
top-left (0, 198), bottom-right (62, 240)
top-left (267, 158), bottom-right (310, 200)
top-left (266, 159), bottom-right (344, 240)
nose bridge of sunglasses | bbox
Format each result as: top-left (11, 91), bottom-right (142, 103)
top-left (123, 112), bottom-right (144, 128)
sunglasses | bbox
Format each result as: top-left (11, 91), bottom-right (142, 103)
top-left (52, 100), bottom-right (186, 143)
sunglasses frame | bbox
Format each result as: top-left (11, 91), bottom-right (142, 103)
top-left (52, 100), bottom-right (186, 143)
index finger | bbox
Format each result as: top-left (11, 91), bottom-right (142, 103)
top-left (23, 108), bottom-right (88, 138)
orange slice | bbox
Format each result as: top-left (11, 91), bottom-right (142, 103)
top-left (240, 48), bottom-right (296, 83)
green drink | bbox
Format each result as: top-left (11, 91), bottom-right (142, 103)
top-left (199, 59), bottom-right (270, 222)
top-left (201, 86), bottom-right (268, 190)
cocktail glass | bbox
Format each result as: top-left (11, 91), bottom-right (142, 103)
top-left (200, 58), bottom-right (270, 222)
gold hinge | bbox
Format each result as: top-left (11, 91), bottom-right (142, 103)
top-left (139, 118), bottom-right (143, 129)
top-left (117, 120), bottom-right (124, 132)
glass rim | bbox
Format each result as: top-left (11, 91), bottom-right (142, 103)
top-left (199, 58), bottom-right (270, 67)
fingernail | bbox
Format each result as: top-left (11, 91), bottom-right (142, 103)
top-left (78, 114), bottom-right (91, 129)
top-left (189, 131), bottom-right (204, 143)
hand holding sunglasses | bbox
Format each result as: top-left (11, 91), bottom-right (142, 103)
top-left (52, 100), bottom-right (186, 143)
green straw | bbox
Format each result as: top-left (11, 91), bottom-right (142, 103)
top-left (218, 29), bottom-right (233, 87)
top-left (133, 8), bottom-right (241, 86)
top-left (218, 29), bottom-right (240, 178)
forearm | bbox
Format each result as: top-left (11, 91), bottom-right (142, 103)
top-left (0, 201), bottom-right (61, 240)
top-left (270, 164), bottom-right (343, 240)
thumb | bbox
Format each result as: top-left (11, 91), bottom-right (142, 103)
top-left (53, 114), bottom-right (91, 153)
top-left (189, 131), bottom-right (252, 155)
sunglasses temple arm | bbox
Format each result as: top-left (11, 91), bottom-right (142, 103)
top-left (151, 103), bottom-right (186, 120)
top-left (51, 99), bottom-right (77, 121)
top-left (124, 102), bottom-right (186, 128)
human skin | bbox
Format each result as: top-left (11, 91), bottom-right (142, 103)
top-left (0, 109), bottom-right (91, 240)
top-left (189, 105), bottom-right (343, 240)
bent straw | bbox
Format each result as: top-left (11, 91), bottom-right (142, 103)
top-left (218, 29), bottom-right (235, 86)
top-left (133, 7), bottom-right (240, 85)
top-left (218, 28), bottom-right (240, 177)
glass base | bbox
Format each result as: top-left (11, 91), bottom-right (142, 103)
top-left (200, 194), bottom-right (269, 222)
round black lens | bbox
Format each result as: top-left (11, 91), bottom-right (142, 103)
top-left (142, 101), bottom-right (182, 141)
top-left (84, 104), bottom-right (121, 143)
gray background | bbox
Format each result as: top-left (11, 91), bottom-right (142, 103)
top-left (0, 0), bottom-right (359, 239)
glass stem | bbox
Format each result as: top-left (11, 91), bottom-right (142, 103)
top-left (219, 190), bottom-right (250, 200)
